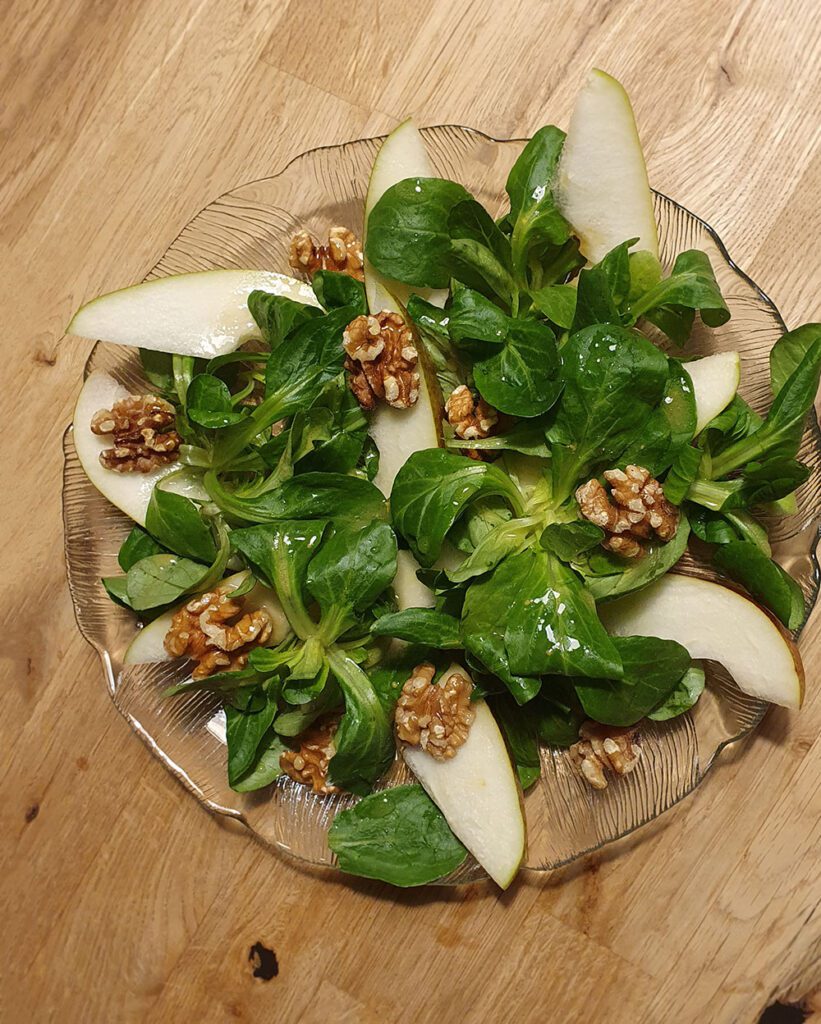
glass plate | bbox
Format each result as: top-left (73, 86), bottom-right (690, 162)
top-left (63, 126), bottom-right (821, 884)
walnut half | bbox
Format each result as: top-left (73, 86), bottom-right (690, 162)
top-left (576, 465), bottom-right (679, 558)
top-left (163, 586), bottom-right (273, 679)
top-left (288, 225), bottom-right (364, 281)
top-left (280, 717), bottom-right (340, 794)
top-left (343, 312), bottom-right (420, 411)
top-left (90, 394), bottom-right (181, 473)
top-left (445, 384), bottom-right (499, 453)
top-left (569, 721), bottom-right (641, 790)
top-left (395, 663), bottom-right (475, 760)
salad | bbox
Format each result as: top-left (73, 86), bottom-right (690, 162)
top-left (67, 69), bottom-right (820, 890)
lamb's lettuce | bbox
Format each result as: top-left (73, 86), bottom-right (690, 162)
top-left (328, 785), bottom-right (467, 886)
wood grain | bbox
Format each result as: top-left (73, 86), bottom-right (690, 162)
top-left (1, 1), bottom-right (820, 1021)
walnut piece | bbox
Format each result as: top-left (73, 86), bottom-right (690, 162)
top-left (445, 384), bottom-right (499, 459)
top-left (163, 586), bottom-right (273, 679)
top-left (280, 717), bottom-right (340, 794)
top-left (395, 663), bottom-right (475, 760)
top-left (90, 394), bottom-right (181, 473)
top-left (576, 465), bottom-right (679, 558)
top-left (344, 312), bottom-right (420, 411)
top-left (288, 225), bottom-right (364, 281)
top-left (569, 721), bottom-right (641, 790)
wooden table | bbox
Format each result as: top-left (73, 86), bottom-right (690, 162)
top-left (3, 1), bottom-right (820, 1020)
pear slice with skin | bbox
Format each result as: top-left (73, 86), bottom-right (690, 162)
top-left (74, 370), bottom-right (208, 526)
top-left (599, 573), bottom-right (804, 709)
top-left (686, 351), bottom-right (741, 434)
top-left (558, 68), bottom-right (659, 264)
top-left (401, 664), bottom-right (526, 889)
top-left (68, 269), bottom-right (318, 358)
top-left (124, 571), bottom-right (290, 665)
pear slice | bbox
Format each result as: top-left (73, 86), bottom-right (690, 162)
top-left (68, 269), bottom-right (318, 358)
top-left (401, 664), bottom-right (526, 888)
top-left (124, 571), bottom-right (290, 664)
top-left (686, 351), bottom-right (741, 433)
top-left (600, 574), bottom-right (804, 709)
top-left (363, 119), bottom-right (450, 600)
top-left (74, 370), bottom-right (208, 526)
top-left (558, 69), bottom-right (659, 264)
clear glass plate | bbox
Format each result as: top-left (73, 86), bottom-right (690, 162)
top-left (63, 126), bottom-right (821, 884)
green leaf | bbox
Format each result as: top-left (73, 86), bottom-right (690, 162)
top-left (663, 445), bottom-right (703, 505)
top-left (225, 691), bottom-right (278, 786)
top-left (714, 540), bottom-right (805, 629)
top-left (102, 575), bottom-right (135, 609)
top-left (145, 489), bottom-right (217, 563)
top-left (448, 237), bottom-right (517, 308)
top-left (448, 199), bottom-right (513, 272)
top-left (770, 323), bottom-right (821, 397)
top-left (549, 324), bottom-right (669, 499)
top-left (311, 270), bottom-right (367, 314)
top-left (125, 554), bottom-right (210, 611)
top-left (539, 520), bottom-right (604, 561)
top-left (206, 471), bottom-right (386, 528)
top-left (447, 288), bottom-right (509, 348)
top-left (212, 305), bottom-right (358, 467)
top-left (627, 250), bottom-right (663, 302)
top-left (571, 265), bottom-right (620, 332)
top-left (371, 608), bottom-right (462, 648)
top-left (248, 289), bottom-right (320, 347)
top-left (710, 334), bottom-right (821, 477)
top-left (490, 696), bottom-right (541, 789)
top-left (575, 635), bottom-right (692, 727)
top-left (274, 678), bottom-right (341, 736)
top-left (622, 360), bottom-right (697, 475)
top-left (597, 239), bottom-right (635, 306)
top-left (231, 520), bottom-right (327, 638)
top-left (630, 249), bottom-right (730, 344)
top-left (365, 177), bottom-right (473, 288)
top-left (501, 549), bottom-right (623, 680)
top-left (306, 522), bottom-right (398, 642)
top-left (118, 526), bottom-right (166, 572)
top-left (447, 418), bottom-right (551, 458)
top-left (583, 514), bottom-right (690, 601)
top-left (532, 686), bottom-right (585, 747)
top-left (231, 728), bottom-right (289, 792)
top-left (445, 517), bottom-right (530, 584)
top-left (647, 665), bottom-right (706, 721)
top-left (390, 449), bottom-right (525, 566)
top-left (689, 460), bottom-right (810, 510)
top-left (473, 318), bottom-right (562, 418)
top-left (327, 784), bottom-right (467, 886)
top-left (459, 565), bottom-right (541, 705)
top-left (186, 374), bottom-right (247, 429)
top-left (460, 549), bottom-right (622, 700)
top-left (505, 126), bottom-right (571, 282)
top-left (528, 284), bottom-right (577, 328)
top-left (264, 305), bottom-right (357, 410)
top-left (326, 651), bottom-right (394, 794)
top-left (139, 348), bottom-right (174, 393)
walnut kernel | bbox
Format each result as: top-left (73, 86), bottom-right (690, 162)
top-left (344, 312), bottom-right (420, 411)
top-left (288, 225), bottom-right (364, 280)
top-left (91, 394), bottom-right (181, 473)
top-left (569, 721), bottom-right (641, 790)
top-left (576, 465), bottom-right (679, 558)
top-left (280, 717), bottom-right (340, 794)
top-left (395, 663), bottom-right (475, 760)
top-left (163, 586), bottom-right (273, 679)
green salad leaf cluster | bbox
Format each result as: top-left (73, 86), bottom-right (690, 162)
top-left (99, 119), bottom-right (820, 888)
